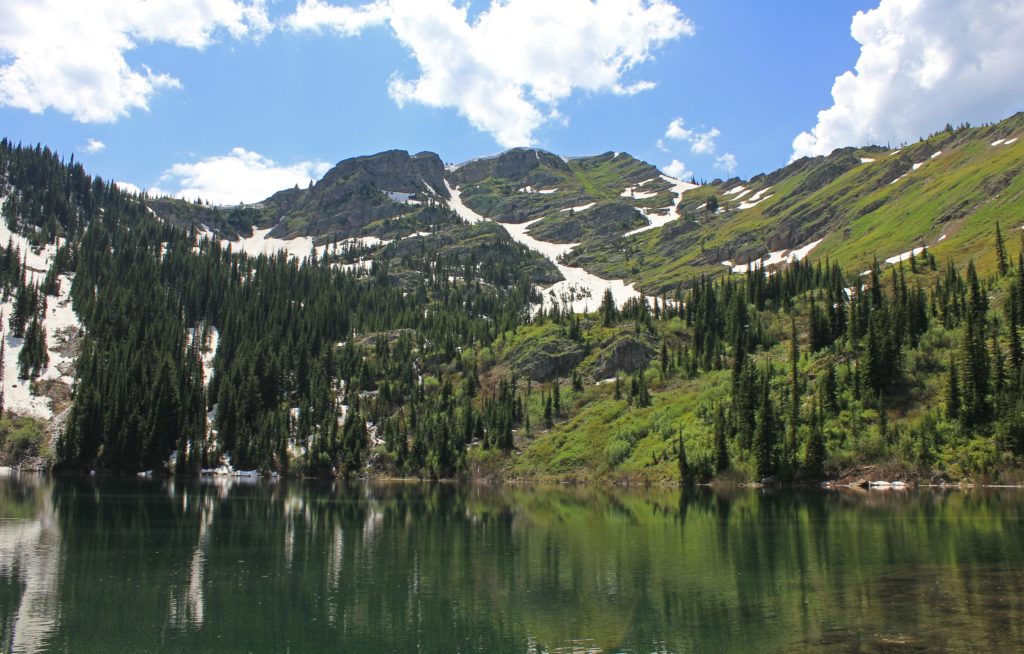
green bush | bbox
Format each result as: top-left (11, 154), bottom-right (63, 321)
top-left (604, 438), bottom-right (632, 467)
top-left (0, 416), bottom-right (49, 464)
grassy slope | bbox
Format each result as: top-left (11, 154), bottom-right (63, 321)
top-left (463, 262), bottom-right (1021, 484)
top-left (567, 116), bottom-right (1024, 293)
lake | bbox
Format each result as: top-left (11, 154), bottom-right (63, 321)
top-left (1, 475), bottom-right (1022, 653)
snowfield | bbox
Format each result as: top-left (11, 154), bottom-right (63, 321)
top-left (439, 185), bottom-right (645, 312)
top-left (625, 174), bottom-right (698, 236)
top-left (444, 182), bottom-right (486, 224)
top-left (0, 198), bottom-right (83, 419)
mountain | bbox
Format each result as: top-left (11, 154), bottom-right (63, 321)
top-left (0, 112), bottom-right (1022, 485)
top-left (569, 113), bottom-right (1024, 292)
top-left (146, 113), bottom-right (1024, 303)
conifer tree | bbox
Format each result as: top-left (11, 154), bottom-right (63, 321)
top-left (678, 434), bottom-right (693, 485)
top-left (753, 367), bottom-right (777, 480)
top-left (996, 222), bottom-right (1008, 277)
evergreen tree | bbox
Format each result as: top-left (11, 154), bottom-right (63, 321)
top-left (753, 368), bottom-right (777, 480)
top-left (678, 434), bottom-right (694, 485)
top-left (996, 222), bottom-right (1008, 277)
top-left (946, 356), bottom-right (961, 421)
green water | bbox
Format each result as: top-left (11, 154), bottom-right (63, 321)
top-left (1, 476), bottom-right (1023, 653)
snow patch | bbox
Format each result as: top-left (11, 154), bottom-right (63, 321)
top-left (499, 218), bottom-right (642, 312)
top-left (0, 198), bottom-right (83, 419)
top-left (517, 186), bottom-right (558, 194)
top-left (384, 191), bottom-right (420, 205)
top-left (620, 187), bottom-right (659, 200)
top-left (930, 150), bottom-right (943, 159)
top-left (224, 228), bottom-right (315, 261)
top-left (444, 182), bottom-right (486, 224)
top-left (723, 185), bottom-right (747, 196)
top-left (884, 246), bottom-right (925, 265)
top-left (721, 238), bottom-right (823, 274)
top-left (560, 203), bottom-right (596, 213)
top-left (860, 157), bottom-right (875, 164)
top-left (737, 186), bottom-right (774, 210)
top-left (625, 174), bottom-right (699, 236)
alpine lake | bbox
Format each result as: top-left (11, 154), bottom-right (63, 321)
top-left (1, 474), bottom-right (1023, 653)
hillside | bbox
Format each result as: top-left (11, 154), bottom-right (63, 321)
top-left (568, 114), bottom-right (1024, 292)
top-left (0, 112), bottom-right (1022, 484)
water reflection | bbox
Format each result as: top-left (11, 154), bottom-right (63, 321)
top-left (0, 477), bottom-right (1023, 652)
top-left (0, 474), bottom-right (61, 653)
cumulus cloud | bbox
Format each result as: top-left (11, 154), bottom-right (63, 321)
top-left (157, 148), bottom-right (331, 205)
top-left (285, 0), bottom-right (390, 35)
top-left (792, 0), bottom-right (1024, 160)
top-left (115, 181), bottom-right (142, 195)
top-left (661, 117), bottom-right (721, 155)
top-left (0, 0), bottom-right (271, 122)
top-left (714, 153), bottom-right (737, 174)
top-left (662, 159), bottom-right (688, 180)
top-left (287, 0), bottom-right (694, 147)
top-left (82, 138), bottom-right (106, 154)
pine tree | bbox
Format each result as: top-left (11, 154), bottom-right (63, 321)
top-left (600, 288), bottom-right (617, 326)
top-left (803, 403), bottom-right (826, 479)
top-left (753, 368), bottom-right (777, 480)
top-left (786, 316), bottom-right (800, 466)
top-left (712, 404), bottom-right (729, 473)
top-left (946, 356), bottom-right (960, 421)
top-left (996, 222), bottom-right (1008, 277)
top-left (678, 434), bottom-right (693, 485)
top-left (0, 333), bottom-right (5, 414)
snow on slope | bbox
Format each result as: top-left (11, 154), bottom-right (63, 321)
top-left (442, 185), bottom-right (643, 312)
top-left (721, 238), bottom-right (823, 274)
top-left (499, 219), bottom-right (642, 313)
top-left (737, 186), bottom-right (774, 210)
top-left (0, 198), bottom-right (82, 419)
top-left (223, 227), bottom-right (315, 260)
top-left (444, 181), bottom-right (485, 224)
top-left (560, 203), bottom-right (596, 213)
top-left (620, 187), bottom-right (659, 200)
top-left (884, 246), bottom-right (926, 265)
top-left (625, 174), bottom-right (699, 236)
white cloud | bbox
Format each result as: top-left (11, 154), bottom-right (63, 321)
top-left (664, 117), bottom-right (692, 141)
top-left (663, 159), bottom-right (688, 179)
top-left (662, 116), bottom-right (720, 154)
top-left (0, 0), bottom-right (271, 123)
top-left (792, 0), bottom-right (1024, 160)
top-left (115, 181), bottom-right (142, 195)
top-left (287, 0), bottom-right (694, 147)
top-left (82, 138), bottom-right (106, 154)
top-left (157, 148), bottom-right (331, 205)
top-left (714, 153), bottom-right (737, 174)
top-left (286, 0), bottom-right (389, 35)
top-left (689, 128), bottom-right (720, 155)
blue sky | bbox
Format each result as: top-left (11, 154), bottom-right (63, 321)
top-left (2, 0), bottom-right (1022, 204)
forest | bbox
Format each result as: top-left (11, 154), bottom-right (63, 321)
top-left (1, 138), bottom-right (1023, 483)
